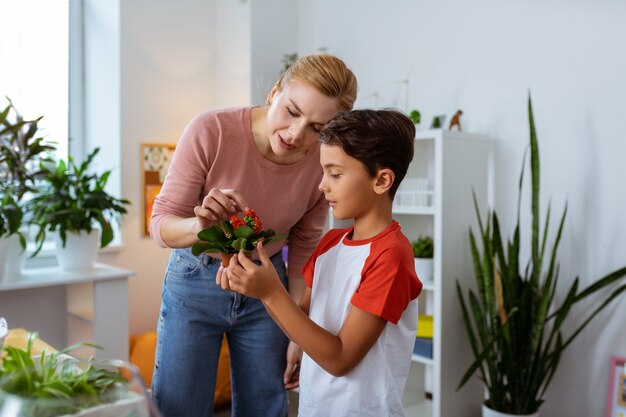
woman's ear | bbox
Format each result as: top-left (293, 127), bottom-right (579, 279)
top-left (373, 168), bottom-right (395, 195)
top-left (266, 84), bottom-right (280, 105)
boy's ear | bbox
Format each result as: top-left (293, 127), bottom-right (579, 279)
top-left (373, 168), bottom-right (395, 195)
top-left (266, 84), bottom-right (279, 105)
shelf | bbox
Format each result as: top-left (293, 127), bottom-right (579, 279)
top-left (421, 280), bottom-right (435, 292)
top-left (411, 354), bottom-right (434, 366)
top-left (392, 206), bottom-right (435, 215)
top-left (404, 397), bottom-right (433, 416)
top-left (0, 263), bottom-right (134, 292)
top-left (397, 129), bottom-right (491, 417)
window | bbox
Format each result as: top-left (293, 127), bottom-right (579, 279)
top-left (1, 0), bottom-right (88, 262)
top-left (0, 0), bottom-right (72, 160)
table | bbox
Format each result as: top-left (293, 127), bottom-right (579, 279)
top-left (2, 328), bottom-right (57, 355)
top-left (0, 263), bottom-right (134, 360)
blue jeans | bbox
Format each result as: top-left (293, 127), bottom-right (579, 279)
top-left (152, 247), bottom-right (289, 417)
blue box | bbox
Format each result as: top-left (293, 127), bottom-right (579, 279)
top-left (413, 337), bottom-right (433, 359)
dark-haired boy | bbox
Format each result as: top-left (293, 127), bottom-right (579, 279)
top-left (221, 109), bottom-right (423, 417)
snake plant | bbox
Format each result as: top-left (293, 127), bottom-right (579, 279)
top-left (456, 94), bottom-right (626, 414)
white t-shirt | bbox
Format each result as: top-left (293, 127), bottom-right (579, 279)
top-left (299, 221), bottom-right (423, 417)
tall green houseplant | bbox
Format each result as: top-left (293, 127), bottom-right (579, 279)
top-left (0, 98), bottom-right (56, 247)
top-left (457, 95), bottom-right (626, 414)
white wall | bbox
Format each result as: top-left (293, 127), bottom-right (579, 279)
top-left (102, 0), bottom-right (217, 335)
top-left (295, 1), bottom-right (626, 416)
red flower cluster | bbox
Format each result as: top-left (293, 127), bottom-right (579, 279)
top-left (230, 209), bottom-right (262, 233)
top-left (193, 208), bottom-right (286, 256)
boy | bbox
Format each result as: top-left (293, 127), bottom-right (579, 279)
top-left (222, 109), bottom-right (423, 416)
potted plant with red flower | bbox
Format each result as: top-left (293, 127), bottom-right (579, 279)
top-left (191, 210), bottom-right (286, 266)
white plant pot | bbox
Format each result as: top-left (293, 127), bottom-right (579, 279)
top-left (414, 257), bottom-right (433, 283)
top-left (0, 317), bottom-right (7, 351)
top-left (55, 230), bottom-right (100, 272)
top-left (59, 393), bottom-right (148, 417)
top-left (0, 234), bottom-right (25, 284)
top-left (482, 403), bottom-right (539, 417)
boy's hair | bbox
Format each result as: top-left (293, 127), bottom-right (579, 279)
top-left (319, 109), bottom-right (415, 199)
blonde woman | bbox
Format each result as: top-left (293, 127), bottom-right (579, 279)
top-left (150, 54), bottom-right (357, 417)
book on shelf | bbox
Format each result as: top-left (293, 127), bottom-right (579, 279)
top-left (416, 314), bottom-right (433, 338)
top-left (413, 337), bottom-right (433, 359)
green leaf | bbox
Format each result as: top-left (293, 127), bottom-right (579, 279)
top-left (263, 233), bottom-right (287, 246)
top-left (198, 226), bottom-right (228, 243)
top-left (231, 237), bottom-right (248, 251)
top-left (234, 225), bottom-right (255, 239)
top-left (191, 242), bottom-right (224, 256)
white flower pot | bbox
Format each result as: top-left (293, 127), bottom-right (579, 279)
top-left (414, 257), bottom-right (433, 283)
top-left (0, 234), bottom-right (25, 284)
top-left (60, 393), bottom-right (148, 417)
top-left (0, 317), bottom-right (7, 351)
top-left (482, 403), bottom-right (539, 417)
top-left (55, 230), bottom-right (100, 272)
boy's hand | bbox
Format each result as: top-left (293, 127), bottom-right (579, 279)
top-left (226, 242), bottom-right (282, 299)
top-left (284, 341), bottom-right (302, 389)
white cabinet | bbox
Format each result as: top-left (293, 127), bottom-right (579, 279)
top-left (398, 129), bottom-right (491, 417)
top-left (0, 263), bottom-right (134, 360)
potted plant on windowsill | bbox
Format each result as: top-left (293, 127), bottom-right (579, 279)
top-left (411, 235), bottom-right (434, 283)
top-left (456, 95), bottom-right (626, 417)
top-left (0, 97), bottom-right (56, 282)
top-left (29, 147), bottom-right (130, 271)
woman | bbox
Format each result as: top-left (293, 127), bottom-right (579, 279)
top-left (150, 53), bottom-right (357, 417)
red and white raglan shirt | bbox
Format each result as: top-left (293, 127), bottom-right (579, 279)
top-left (299, 221), bottom-right (423, 417)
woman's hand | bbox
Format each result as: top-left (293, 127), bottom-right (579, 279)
top-left (226, 242), bottom-right (282, 300)
top-left (284, 341), bottom-right (302, 389)
top-left (193, 188), bottom-right (248, 231)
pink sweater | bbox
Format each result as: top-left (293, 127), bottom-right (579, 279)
top-left (150, 106), bottom-right (328, 276)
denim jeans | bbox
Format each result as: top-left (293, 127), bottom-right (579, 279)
top-left (152, 247), bottom-right (289, 417)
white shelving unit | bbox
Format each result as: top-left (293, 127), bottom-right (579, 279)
top-left (399, 129), bottom-right (491, 417)
top-left (0, 263), bottom-right (134, 360)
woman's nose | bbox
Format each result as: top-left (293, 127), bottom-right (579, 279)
top-left (289, 120), bottom-right (306, 141)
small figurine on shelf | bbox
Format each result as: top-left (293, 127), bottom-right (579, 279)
top-left (409, 109), bottom-right (421, 125)
top-left (430, 115), bottom-right (446, 129)
top-left (449, 110), bottom-right (463, 131)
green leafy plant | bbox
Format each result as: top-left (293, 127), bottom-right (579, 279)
top-left (0, 97), bottom-right (56, 246)
top-left (456, 95), bottom-right (626, 414)
top-left (0, 193), bottom-right (23, 246)
top-left (280, 53), bottom-right (298, 75)
top-left (192, 209), bottom-right (286, 256)
top-left (29, 147), bottom-right (130, 255)
top-left (411, 235), bottom-right (433, 259)
top-left (0, 333), bottom-right (127, 417)
top-left (409, 109), bottom-right (421, 125)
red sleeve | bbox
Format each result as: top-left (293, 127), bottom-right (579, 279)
top-left (351, 243), bottom-right (422, 324)
top-left (301, 228), bottom-right (350, 288)
top-left (287, 192), bottom-right (329, 279)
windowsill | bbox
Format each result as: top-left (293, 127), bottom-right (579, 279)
top-left (22, 241), bottom-right (124, 269)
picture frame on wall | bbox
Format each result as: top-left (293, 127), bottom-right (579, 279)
top-left (607, 356), bottom-right (626, 417)
top-left (141, 143), bottom-right (176, 236)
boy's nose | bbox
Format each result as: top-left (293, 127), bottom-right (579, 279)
top-left (318, 178), bottom-right (326, 193)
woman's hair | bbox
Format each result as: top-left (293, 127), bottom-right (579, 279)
top-left (319, 109), bottom-right (415, 199)
top-left (276, 54), bottom-right (357, 112)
